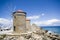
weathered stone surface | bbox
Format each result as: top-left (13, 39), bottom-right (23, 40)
top-left (0, 30), bottom-right (60, 40)
top-left (13, 10), bottom-right (26, 33)
top-left (26, 19), bottom-right (31, 32)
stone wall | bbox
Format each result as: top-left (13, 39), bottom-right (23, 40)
top-left (4, 35), bottom-right (20, 40)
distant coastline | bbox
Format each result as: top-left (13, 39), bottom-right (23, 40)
top-left (40, 26), bottom-right (60, 34)
top-left (40, 26), bottom-right (60, 27)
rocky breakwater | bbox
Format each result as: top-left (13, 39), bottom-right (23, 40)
top-left (0, 24), bottom-right (60, 40)
top-left (20, 28), bottom-right (60, 40)
top-left (0, 28), bottom-right (60, 40)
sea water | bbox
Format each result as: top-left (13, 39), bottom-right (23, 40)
top-left (41, 26), bottom-right (60, 34)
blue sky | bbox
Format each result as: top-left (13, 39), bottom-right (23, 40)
top-left (0, 0), bottom-right (60, 26)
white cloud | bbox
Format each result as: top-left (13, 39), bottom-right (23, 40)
top-left (27, 13), bottom-right (45, 20)
top-left (33, 19), bottom-right (60, 26)
top-left (46, 19), bottom-right (60, 25)
top-left (0, 18), bottom-right (11, 24)
top-left (27, 15), bottom-right (40, 20)
top-left (41, 13), bottom-right (45, 16)
top-left (0, 18), bottom-right (60, 28)
top-left (0, 18), bottom-right (12, 29)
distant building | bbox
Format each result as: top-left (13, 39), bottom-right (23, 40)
top-left (26, 19), bottom-right (31, 32)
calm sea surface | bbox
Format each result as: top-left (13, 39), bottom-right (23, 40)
top-left (41, 26), bottom-right (60, 34)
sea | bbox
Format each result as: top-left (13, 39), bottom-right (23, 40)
top-left (40, 26), bottom-right (60, 34)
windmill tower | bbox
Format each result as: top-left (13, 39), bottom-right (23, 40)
top-left (26, 19), bottom-right (31, 32)
top-left (13, 10), bottom-right (26, 33)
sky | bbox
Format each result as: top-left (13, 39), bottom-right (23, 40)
top-left (0, 0), bottom-right (60, 27)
